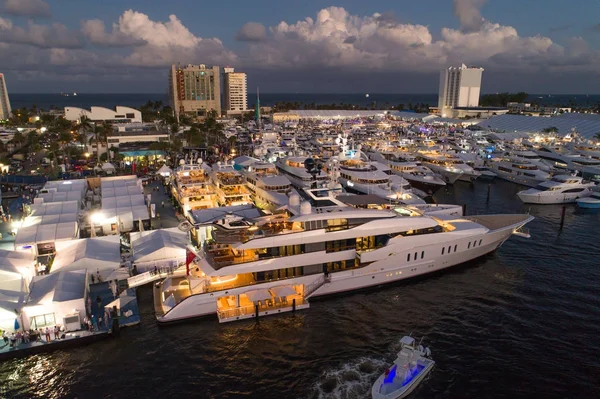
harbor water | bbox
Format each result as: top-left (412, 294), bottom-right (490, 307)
top-left (1, 179), bottom-right (599, 398)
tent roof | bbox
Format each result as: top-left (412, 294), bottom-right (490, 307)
top-left (102, 162), bottom-right (116, 170)
top-left (30, 201), bottom-right (79, 216)
top-left (27, 269), bottom-right (86, 305)
top-left (51, 236), bottom-right (121, 273)
top-left (14, 222), bottom-right (79, 247)
top-left (0, 249), bottom-right (34, 276)
top-left (102, 194), bottom-right (145, 209)
top-left (130, 228), bottom-right (187, 263)
top-left (157, 164), bottom-right (173, 174)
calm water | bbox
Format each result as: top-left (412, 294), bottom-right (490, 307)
top-left (1, 179), bottom-right (599, 399)
top-left (9, 93), bottom-right (600, 111)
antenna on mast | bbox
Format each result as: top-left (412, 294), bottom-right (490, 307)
top-left (255, 87), bottom-right (261, 131)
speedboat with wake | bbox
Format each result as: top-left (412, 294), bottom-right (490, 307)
top-left (372, 336), bottom-right (434, 399)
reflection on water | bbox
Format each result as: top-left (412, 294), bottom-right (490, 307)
top-left (1, 180), bottom-right (599, 398)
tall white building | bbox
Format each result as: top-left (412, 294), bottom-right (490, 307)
top-left (0, 73), bottom-right (11, 120)
top-left (223, 67), bottom-right (247, 112)
top-left (438, 64), bottom-right (484, 116)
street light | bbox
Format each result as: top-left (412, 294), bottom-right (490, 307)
top-left (90, 211), bottom-right (103, 237)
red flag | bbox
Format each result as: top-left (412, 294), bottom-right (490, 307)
top-left (185, 248), bottom-right (196, 276)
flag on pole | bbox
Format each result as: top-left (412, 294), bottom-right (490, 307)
top-left (185, 247), bottom-right (197, 276)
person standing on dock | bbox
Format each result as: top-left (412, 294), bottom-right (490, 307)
top-left (44, 327), bottom-right (51, 342)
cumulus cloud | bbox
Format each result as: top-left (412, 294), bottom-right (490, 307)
top-left (81, 19), bottom-right (146, 47)
top-left (1, 20), bottom-right (83, 48)
top-left (237, 5), bottom-right (598, 76)
top-left (236, 22), bottom-right (267, 42)
top-left (453, 0), bottom-right (486, 32)
top-left (0, 16), bottom-right (12, 30)
top-left (3, 0), bottom-right (51, 18)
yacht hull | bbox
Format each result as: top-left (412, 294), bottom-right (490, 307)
top-left (402, 177), bottom-right (445, 195)
top-left (154, 214), bottom-right (532, 324)
top-left (518, 191), bottom-right (592, 204)
top-left (489, 169), bottom-right (544, 187)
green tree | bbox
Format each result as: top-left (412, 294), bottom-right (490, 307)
top-left (594, 133), bottom-right (600, 141)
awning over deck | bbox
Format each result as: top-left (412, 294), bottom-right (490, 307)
top-left (270, 285), bottom-right (296, 297)
top-left (244, 289), bottom-right (272, 302)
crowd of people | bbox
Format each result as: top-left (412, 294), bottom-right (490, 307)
top-left (1, 325), bottom-right (63, 348)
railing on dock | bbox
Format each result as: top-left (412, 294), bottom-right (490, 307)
top-left (127, 266), bottom-right (174, 288)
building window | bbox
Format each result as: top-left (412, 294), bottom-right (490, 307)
top-left (32, 313), bottom-right (56, 329)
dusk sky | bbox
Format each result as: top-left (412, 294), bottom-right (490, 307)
top-left (0, 0), bottom-right (599, 94)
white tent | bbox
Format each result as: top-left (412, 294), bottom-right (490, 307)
top-left (104, 291), bottom-right (135, 311)
top-left (24, 269), bottom-right (87, 331)
top-left (0, 249), bottom-right (35, 283)
top-left (51, 236), bottom-right (121, 277)
top-left (157, 164), bottom-right (173, 176)
top-left (130, 228), bottom-right (187, 271)
top-left (29, 201), bottom-right (79, 217)
top-left (0, 264), bottom-right (29, 333)
top-left (101, 163), bottom-right (116, 174)
top-left (14, 222), bottom-right (79, 253)
top-left (100, 175), bottom-right (140, 191)
top-left (102, 185), bottom-right (142, 198)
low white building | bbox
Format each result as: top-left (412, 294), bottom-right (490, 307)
top-left (64, 106), bottom-right (142, 123)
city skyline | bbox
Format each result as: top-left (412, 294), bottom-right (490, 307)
top-left (0, 0), bottom-right (599, 94)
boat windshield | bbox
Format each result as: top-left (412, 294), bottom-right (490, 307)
top-left (533, 185), bottom-right (550, 191)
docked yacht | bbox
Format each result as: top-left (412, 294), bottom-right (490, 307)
top-left (517, 175), bottom-right (596, 204)
top-left (334, 153), bottom-right (425, 205)
top-left (371, 336), bottom-right (434, 399)
top-left (233, 156), bottom-right (299, 212)
top-left (415, 152), bottom-right (464, 184)
top-left (487, 157), bottom-right (551, 187)
top-left (368, 151), bottom-right (446, 195)
top-left (576, 187), bottom-right (600, 209)
top-left (275, 155), bottom-right (329, 189)
top-left (210, 162), bottom-right (253, 207)
top-left (171, 161), bottom-right (219, 214)
top-left (153, 193), bottom-right (533, 324)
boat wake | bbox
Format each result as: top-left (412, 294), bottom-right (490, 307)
top-left (308, 356), bottom-right (388, 399)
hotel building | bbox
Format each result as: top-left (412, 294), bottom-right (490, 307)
top-left (222, 67), bottom-right (248, 113)
top-left (169, 64), bottom-right (221, 121)
top-left (0, 73), bottom-right (11, 120)
top-left (438, 64), bottom-right (484, 117)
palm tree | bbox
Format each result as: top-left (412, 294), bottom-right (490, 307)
top-left (594, 132), bottom-right (600, 141)
top-left (101, 122), bottom-right (114, 161)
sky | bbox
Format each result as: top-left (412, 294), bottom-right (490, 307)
top-left (0, 0), bottom-right (599, 94)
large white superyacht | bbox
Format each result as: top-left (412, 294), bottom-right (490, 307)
top-left (153, 192), bottom-right (533, 324)
top-left (368, 150), bottom-right (447, 195)
top-left (171, 160), bottom-right (219, 214)
top-left (487, 157), bottom-right (551, 187)
top-left (210, 161), bottom-right (253, 207)
top-left (275, 154), bottom-right (329, 189)
top-left (233, 156), bottom-right (300, 212)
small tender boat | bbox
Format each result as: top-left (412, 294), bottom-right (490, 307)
top-left (576, 189), bottom-right (600, 209)
top-left (372, 336), bottom-right (434, 399)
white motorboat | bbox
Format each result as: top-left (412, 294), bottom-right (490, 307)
top-left (487, 157), bottom-right (551, 187)
top-left (371, 336), bottom-right (434, 399)
top-left (517, 175), bottom-right (596, 204)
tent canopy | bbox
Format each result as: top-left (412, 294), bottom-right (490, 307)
top-left (14, 222), bottom-right (79, 248)
top-left (104, 292), bottom-right (135, 310)
top-left (244, 289), bottom-right (272, 302)
top-left (270, 285), bottom-right (296, 297)
top-left (102, 162), bottom-right (116, 171)
top-left (51, 236), bottom-right (121, 273)
top-left (0, 249), bottom-right (34, 276)
top-left (130, 228), bottom-right (187, 264)
top-left (188, 204), bottom-right (262, 225)
top-left (27, 269), bottom-right (86, 306)
top-left (157, 164), bottom-right (173, 176)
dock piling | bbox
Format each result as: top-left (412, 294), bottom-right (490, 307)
top-left (462, 204), bottom-right (467, 216)
top-left (486, 184), bottom-right (491, 203)
top-left (292, 298), bottom-right (296, 314)
top-left (560, 206), bottom-right (566, 229)
top-left (255, 304), bottom-right (259, 322)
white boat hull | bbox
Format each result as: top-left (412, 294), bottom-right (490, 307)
top-left (489, 169), bottom-right (545, 187)
top-left (517, 190), bottom-right (592, 204)
top-left (371, 361), bottom-right (434, 399)
top-left (155, 215), bottom-right (531, 323)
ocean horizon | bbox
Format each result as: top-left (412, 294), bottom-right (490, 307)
top-left (8, 92), bottom-right (600, 112)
